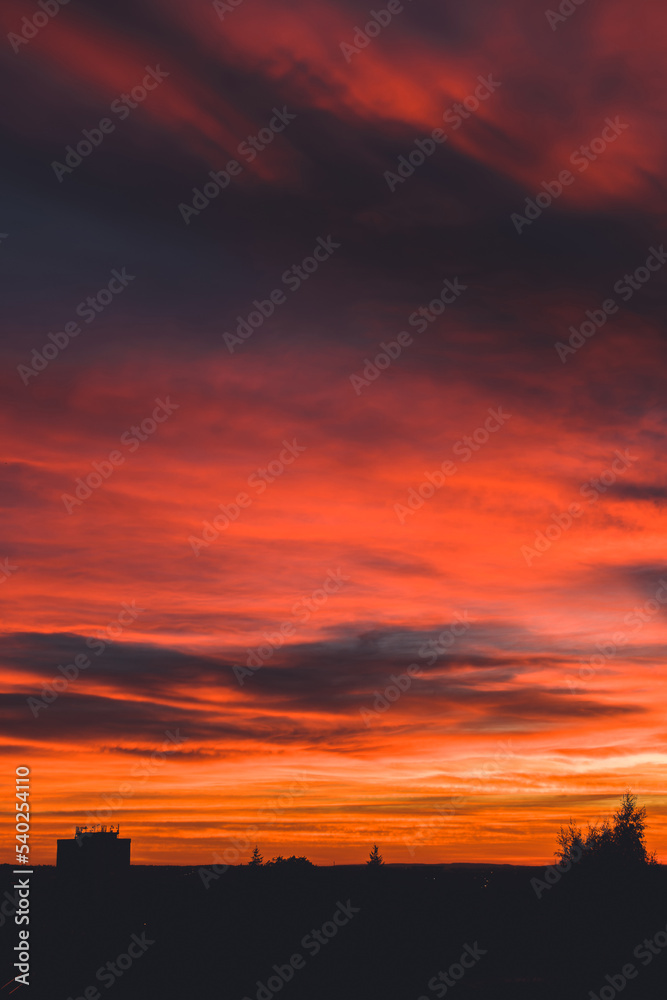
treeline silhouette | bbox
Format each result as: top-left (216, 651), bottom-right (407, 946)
top-left (2, 792), bottom-right (664, 1000)
top-left (243, 844), bottom-right (384, 868)
top-left (244, 793), bottom-right (656, 876)
top-left (555, 791), bottom-right (656, 870)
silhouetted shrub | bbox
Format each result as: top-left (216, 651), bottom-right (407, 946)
top-left (264, 855), bottom-right (315, 869)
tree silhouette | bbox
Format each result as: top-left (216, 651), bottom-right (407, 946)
top-left (555, 821), bottom-right (587, 864)
top-left (555, 791), bottom-right (656, 870)
top-left (264, 855), bottom-right (314, 868)
top-left (248, 845), bottom-right (263, 866)
top-left (367, 844), bottom-right (384, 866)
top-left (612, 791), bottom-right (656, 865)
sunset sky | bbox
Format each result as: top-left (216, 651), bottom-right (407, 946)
top-left (2, 0), bottom-right (667, 866)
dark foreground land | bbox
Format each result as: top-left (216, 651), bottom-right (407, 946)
top-left (1, 861), bottom-right (666, 1000)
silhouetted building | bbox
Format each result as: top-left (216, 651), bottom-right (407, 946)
top-left (56, 824), bottom-right (131, 875)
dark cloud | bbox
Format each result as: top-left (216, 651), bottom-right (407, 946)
top-left (0, 627), bottom-right (645, 745)
top-left (609, 483), bottom-right (667, 502)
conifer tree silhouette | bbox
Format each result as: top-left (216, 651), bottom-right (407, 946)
top-left (367, 844), bottom-right (384, 866)
top-left (248, 844), bottom-right (263, 866)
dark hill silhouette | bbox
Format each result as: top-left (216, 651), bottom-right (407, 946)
top-left (1, 795), bottom-right (663, 1000)
top-left (2, 861), bottom-right (665, 999)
